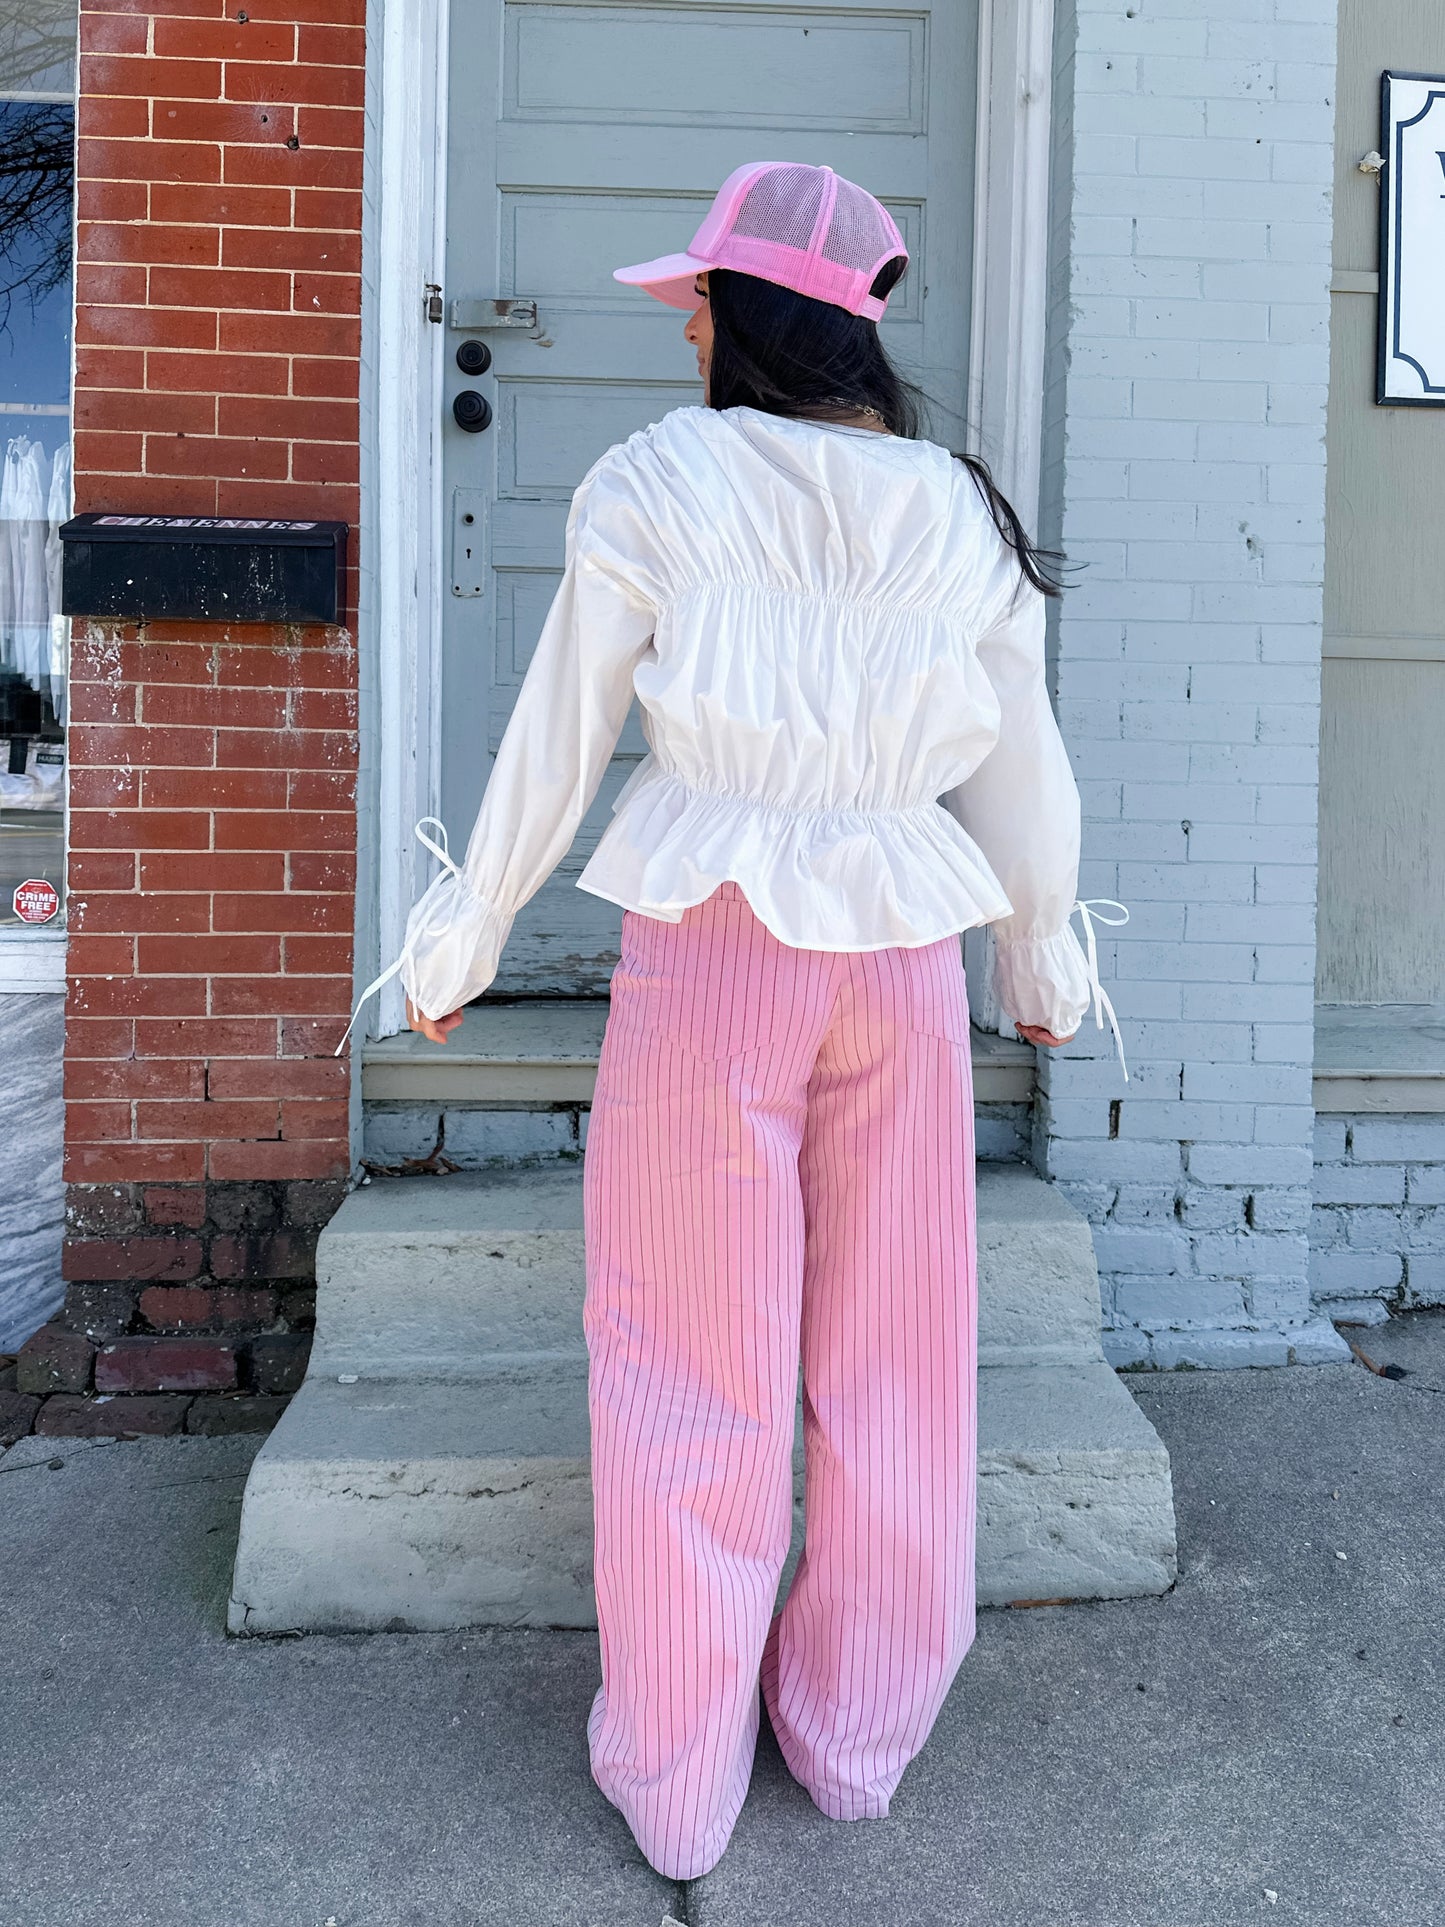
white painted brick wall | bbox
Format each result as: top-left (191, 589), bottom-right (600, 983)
top-left (1310, 1113), bottom-right (1445, 1324)
top-left (1040, 0), bottom-right (1344, 1369)
top-left (363, 1103), bottom-right (1035, 1170)
top-left (363, 1106), bottom-right (579, 1169)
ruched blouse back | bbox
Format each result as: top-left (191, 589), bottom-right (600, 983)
top-left (389, 403), bottom-right (1101, 1043)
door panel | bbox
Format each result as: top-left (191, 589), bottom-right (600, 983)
top-left (502, 4), bottom-right (928, 130)
top-left (443, 0), bottom-right (976, 994)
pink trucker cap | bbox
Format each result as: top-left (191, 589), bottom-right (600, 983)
top-left (613, 161), bottom-right (907, 322)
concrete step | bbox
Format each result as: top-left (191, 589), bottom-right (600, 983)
top-left (231, 1367), bottom-right (598, 1633)
top-left (308, 1163), bottom-right (1110, 1375)
top-left (228, 1358), bottom-right (1174, 1632)
top-left (229, 1165), bottom-right (1179, 1634)
top-left (360, 1001), bottom-right (1037, 1105)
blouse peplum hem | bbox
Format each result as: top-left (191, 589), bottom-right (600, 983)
top-left (575, 764), bottom-right (1016, 953)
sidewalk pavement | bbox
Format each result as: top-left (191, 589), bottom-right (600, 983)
top-left (2, 1313), bottom-right (1442, 1927)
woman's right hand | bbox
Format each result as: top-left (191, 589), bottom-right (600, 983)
top-left (406, 997), bottom-right (466, 1045)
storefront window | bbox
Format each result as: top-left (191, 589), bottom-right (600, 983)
top-left (0, 3), bottom-right (76, 931)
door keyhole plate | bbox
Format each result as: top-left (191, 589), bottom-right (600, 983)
top-left (451, 489), bottom-right (488, 599)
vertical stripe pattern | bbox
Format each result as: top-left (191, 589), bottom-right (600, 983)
top-left (582, 882), bottom-right (978, 1880)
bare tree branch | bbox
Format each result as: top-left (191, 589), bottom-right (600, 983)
top-left (0, 12), bottom-right (78, 95)
top-left (0, 104), bottom-right (74, 336)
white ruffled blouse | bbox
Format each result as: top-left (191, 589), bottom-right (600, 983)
top-left (386, 405), bottom-right (1122, 1052)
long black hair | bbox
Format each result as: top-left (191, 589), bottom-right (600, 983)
top-left (705, 259), bottom-right (1066, 597)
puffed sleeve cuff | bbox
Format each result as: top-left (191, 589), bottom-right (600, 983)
top-left (993, 924), bottom-right (1093, 1039)
top-left (398, 869), bottom-right (515, 1022)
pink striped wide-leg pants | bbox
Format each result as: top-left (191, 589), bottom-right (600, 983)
top-left (582, 881), bottom-right (978, 1880)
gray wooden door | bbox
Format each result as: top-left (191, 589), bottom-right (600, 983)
top-left (1317, 0), bottom-right (1445, 1002)
top-left (442, 0), bottom-right (977, 994)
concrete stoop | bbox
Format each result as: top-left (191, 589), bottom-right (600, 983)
top-left (228, 1166), bottom-right (1178, 1634)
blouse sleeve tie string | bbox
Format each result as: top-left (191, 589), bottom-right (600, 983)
top-left (333, 817), bottom-right (461, 1057)
top-left (1070, 897), bottom-right (1130, 1082)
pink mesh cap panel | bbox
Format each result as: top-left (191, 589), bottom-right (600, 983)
top-left (614, 161), bottom-right (908, 320)
top-left (730, 164), bottom-right (830, 256)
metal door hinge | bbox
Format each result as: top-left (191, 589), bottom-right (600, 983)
top-left (424, 282), bottom-right (444, 323)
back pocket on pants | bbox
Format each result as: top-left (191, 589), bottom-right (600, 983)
top-left (617, 901), bottom-right (784, 1060)
top-left (897, 936), bottom-right (971, 1042)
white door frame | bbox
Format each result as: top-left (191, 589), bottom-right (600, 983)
top-left (963, 0), bottom-right (1057, 1032)
top-left (364, 0), bottom-right (1057, 1043)
top-left (367, 0), bottom-right (451, 1038)
top-left (966, 0), bottom-right (1055, 518)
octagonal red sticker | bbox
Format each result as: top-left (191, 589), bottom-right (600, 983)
top-left (13, 879), bottom-right (60, 925)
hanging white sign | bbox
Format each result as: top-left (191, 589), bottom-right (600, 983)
top-left (1378, 72), bottom-right (1445, 405)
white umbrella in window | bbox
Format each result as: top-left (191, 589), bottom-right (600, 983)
top-left (44, 438), bottom-right (71, 722)
top-left (0, 437), bottom-right (21, 674)
top-left (13, 435), bottom-right (49, 694)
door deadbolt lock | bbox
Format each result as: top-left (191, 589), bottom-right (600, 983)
top-left (456, 338), bottom-right (492, 375)
top-left (452, 390), bottom-right (493, 433)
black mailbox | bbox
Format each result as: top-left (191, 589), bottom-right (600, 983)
top-left (59, 514), bottom-right (348, 625)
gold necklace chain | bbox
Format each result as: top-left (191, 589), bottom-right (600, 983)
top-left (813, 396), bottom-right (887, 426)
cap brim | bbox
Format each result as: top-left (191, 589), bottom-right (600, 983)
top-left (612, 250), bottom-right (712, 312)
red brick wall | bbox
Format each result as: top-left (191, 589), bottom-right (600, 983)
top-left (43, 0), bottom-right (368, 1434)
